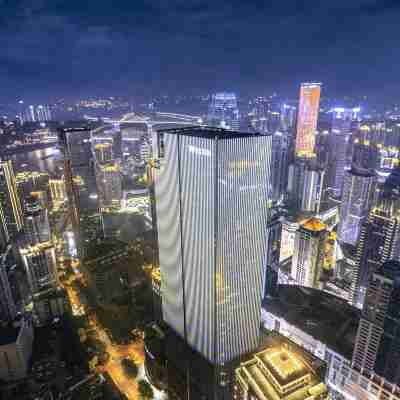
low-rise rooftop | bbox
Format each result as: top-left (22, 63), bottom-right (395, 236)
top-left (263, 285), bottom-right (360, 360)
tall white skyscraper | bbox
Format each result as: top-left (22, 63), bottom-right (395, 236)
top-left (154, 127), bottom-right (272, 365)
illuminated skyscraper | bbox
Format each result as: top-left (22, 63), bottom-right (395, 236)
top-left (0, 160), bottom-right (24, 240)
top-left (20, 242), bottom-right (58, 294)
top-left (0, 245), bottom-right (17, 322)
top-left (291, 218), bottom-right (328, 289)
top-left (24, 194), bottom-right (51, 246)
top-left (95, 162), bottom-right (122, 211)
top-left (154, 127), bottom-right (272, 366)
top-left (353, 260), bottom-right (400, 385)
top-left (326, 107), bottom-right (359, 197)
top-left (271, 131), bottom-right (290, 203)
top-left (49, 179), bottom-right (66, 208)
top-left (337, 167), bottom-right (377, 246)
top-left (350, 168), bottom-right (400, 308)
top-left (287, 159), bottom-right (325, 213)
top-left (295, 83), bottom-right (321, 158)
top-left (208, 93), bottom-right (240, 130)
top-left (58, 126), bottom-right (98, 258)
top-left (94, 143), bottom-right (113, 164)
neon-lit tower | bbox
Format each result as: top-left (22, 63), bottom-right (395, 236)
top-left (0, 159), bottom-right (24, 241)
top-left (295, 83), bottom-right (321, 158)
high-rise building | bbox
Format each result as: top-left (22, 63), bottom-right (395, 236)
top-left (49, 178), bottom-right (67, 208)
top-left (291, 217), bottom-right (328, 289)
top-left (95, 162), bottom-right (122, 211)
top-left (265, 207), bottom-right (282, 298)
top-left (24, 194), bottom-right (51, 246)
top-left (94, 143), bottom-right (113, 164)
top-left (326, 107), bottom-right (360, 198)
top-left (287, 159), bottom-right (325, 213)
top-left (350, 168), bottom-right (400, 309)
top-left (20, 242), bottom-right (58, 294)
top-left (15, 171), bottom-right (50, 206)
top-left (271, 132), bottom-right (290, 203)
top-left (0, 160), bottom-right (24, 241)
top-left (208, 93), bottom-right (240, 130)
top-left (58, 127), bottom-right (96, 258)
top-left (295, 83), bottom-right (321, 158)
top-left (352, 139), bottom-right (379, 171)
top-left (337, 166), bottom-right (377, 246)
top-left (353, 260), bottom-right (400, 385)
top-left (154, 127), bottom-right (272, 367)
top-left (280, 103), bottom-right (296, 132)
top-left (0, 245), bottom-right (17, 323)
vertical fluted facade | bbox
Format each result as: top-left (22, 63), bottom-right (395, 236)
top-left (154, 128), bottom-right (272, 365)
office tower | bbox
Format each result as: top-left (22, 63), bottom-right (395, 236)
top-left (94, 143), bottom-right (113, 164)
top-left (352, 139), bottom-right (379, 171)
top-left (350, 168), bottom-right (400, 308)
top-left (325, 107), bottom-right (359, 198)
top-left (280, 103), bottom-right (296, 132)
top-left (271, 132), bottom-right (290, 203)
top-left (0, 160), bottom-right (24, 240)
top-left (295, 83), bottom-right (321, 158)
top-left (250, 97), bottom-right (270, 133)
top-left (94, 140), bottom-right (122, 211)
top-left (154, 127), bottom-right (272, 366)
top-left (264, 208), bottom-right (282, 298)
top-left (0, 246), bottom-right (17, 322)
top-left (208, 93), bottom-right (240, 130)
top-left (352, 260), bottom-right (400, 385)
top-left (95, 162), bottom-right (122, 211)
top-left (24, 194), bottom-right (51, 246)
top-left (234, 333), bottom-right (329, 400)
top-left (58, 127), bottom-right (96, 258)
top-left (16, 171), bottom-right (50, 205)
top-left (49, 179), bottom-right (67, 208)
top-left (337, 166), bottom-right (376, 246)
top-left (291, 218), bottom-right (328, 289)
top-left (287, 159), bottom-right (325, 213)
top-left (20, 242), bottom-right (58, 294)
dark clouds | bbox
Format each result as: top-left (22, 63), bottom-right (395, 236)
top-left (1, 0), bottom-right (400, 101)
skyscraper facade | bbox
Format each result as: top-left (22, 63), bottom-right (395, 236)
top-left (0, 245), bottom-right (17, 322)
top-left (0, 160), bottom-right (24, 241)
top-left (337, 167), bottom-right (377, 246)
top-left (287, 158), bottom-right (325, 213)
top-left (154, 127), bottom-right (272, 365)
top-left (291, 218), bottom-right (328, 289)
top-left (326, 107), bottom-right (359, 198)
top-left (271, 132), bottom-right (290, 203)
top-left (353, 260), bottom-right (400, 385)
top-left (350, 168), bottom-right (400, 308)
top-left (24, 194), bottom-right (51, 246)
top-left (20, 242), bottom-right (58, 294)
top-left (95, 162), bottom-right (122, 211)
top-left (295, 83), bottom-right (321, 158)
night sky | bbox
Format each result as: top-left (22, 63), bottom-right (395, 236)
top-left (1, 0), bottom-right (400, 101)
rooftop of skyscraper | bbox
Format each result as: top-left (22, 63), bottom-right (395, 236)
top-left (159, 126), bottom-right (264, 139)
top-left (263, 285), bottom-right (360, 360)
top-left (301, 217), bottom-right (327, 233)
top-left (348, 165), bottom-right (376, 178)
